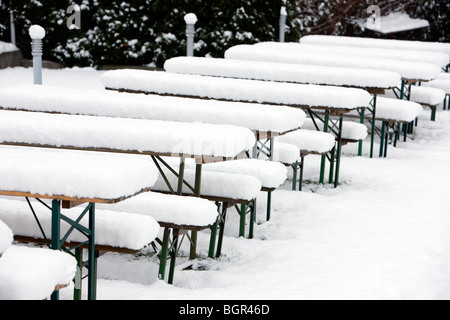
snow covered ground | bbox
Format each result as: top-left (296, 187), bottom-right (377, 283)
top-left (0, 67), bottom-right (449, 300)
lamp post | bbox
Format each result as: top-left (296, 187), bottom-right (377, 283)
top-left (184, 13), bottom-right (197, 57)
top-left (29, 25), bottom-right (46, 85)
top-left (279, 6), bottom-right (287, 43)
top-left (10, 10), bottom-right (16, 45)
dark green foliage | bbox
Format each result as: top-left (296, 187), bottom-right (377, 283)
top-left (0, 0), bottom-right (448, 67)
top-left (0, 0), bottom-right (301, 67)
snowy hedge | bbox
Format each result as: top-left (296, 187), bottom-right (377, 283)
top-left (0, 0), bottom-right (448, 68)
top-left (0, 0), bottom-right (301, 67)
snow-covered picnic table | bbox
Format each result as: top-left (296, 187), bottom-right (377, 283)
top-left (0, 84), bottom-right (305, 139)
top-left (102, 69), bottom-right (370, 187)
top-left (225, 41), bottom-right (446, 156)
top-left (0, 106), bottom-right (256, 298)
top-left (165, 55), bottom-right (399, 159)
top-left (299, 35), bottom-right (450, 68)
top-left (0, 145), bottom-right (159, 299)
top-left (225, 43), bottom-right (442, 82)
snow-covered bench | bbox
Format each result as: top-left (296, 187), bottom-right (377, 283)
top-left (345, 97), bottom-right (423, 156)
top-left (0, 84), bottom-right (293, 225)
top-left (384, 86), bottom-right (446, 121)
top-left (276, 130), bottom-right (335, 190)
top-left (0, 197), bottom-right (160, 298)
top-left (0, 146), bottom-right (158, 300)
top-left (0, 84), bottom-right (305, 144)
top-left (164, 56), bottom-right (400, 94)
top-left (0, 244), bottom-right (77, 300)
top-left (299, 35), bottom-right (450, 69)
top-left (150, 158), bottom-right (268, 240)
top-left (282, 41), bottom-right (450, 69)
top-left (0, 219), bottom-right (12, 258)
top-left (0, 108), bottom-right (256, 288)
top-left (101, 68), bottom-right (370, 187)
top-left (224, 44), bottom-right (442, 83)
top-left (0, 192), bottom-right (217, 287)
top-left (420, 77), bottom-right (450, 108)
top-left (97, 191), bottom-right (219, 282)
top-left (422, 77), bottom-right (450, 110)
top-left (164, 55), bottom-right (400, 160)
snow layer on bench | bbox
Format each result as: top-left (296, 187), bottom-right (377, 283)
top-left (0, 245), bottom-right (76, 300)
top-left (153, 168), bottom-right (261, 201)
top-left (203, 159), bottom-right (288, 189)
top-left (0, 85), bottom-right (305, 134)
top-left (98, 192), bottom-right (218, 227)
top-left (0, 219), bottom-right (13, 256)
top-left (422, 79), bottom-right (450, 95)
top-left (0, 146), bottom-right (158, 201)
top-left (302, 119), bottom-right (368, 141)
top-left (0, 110), bottom-right (255, 159)
top-left (384, 86), bottom-right (446, 106)
top-left (101, 69), bottom-right (371, 110)
top-left (273, 142), bottom-right (300, 165)
top-left (255, 42), bottom-right (449, 69)
top-left (375, 97), bottom-right (423, 122)
top-left (225, 44), bottom-right (441, 81)
top-left (300, 35), bottom-right (450, 62)
top-left (278, 129), bottom-right (336, 154)
top-left (0, 198), bottom-right (159, 251)
top-left (409, 86), bottom-right (446, 106)
top-left (164, 56), bottom-right (401, 90)
top-left (159, 157), bottom-right (287, 189)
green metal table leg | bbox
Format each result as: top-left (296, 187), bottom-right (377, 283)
top-left (319, 111), bottom-right (330, 184)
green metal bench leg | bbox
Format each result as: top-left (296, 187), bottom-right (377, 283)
top-left (215, 204), bottom-right (228, 258)
top-left (158, 227), bottom-right (171, 280)
top-left (168, 229), bottom-right (179, 285)
top-left (334, 117), bottom-right (344, 188)
top-left (249, 199), bottom-right (256, 239)
top-left (239, 204), bottom-right (246, 238)
top-left (73, 248), bottom-right (83, 300)
top-left (379, 122), bottom-right (386, 158)
top-left (298, 156), bottom-right (304, 191)
top-left (370, 94), bottom-right (377, 158)
top-left (291, 162), bottom-right (298, 191)
top-left (51, 199), bottom-right (61, 301)
top-left (319, 111), bottom-right (330, 184)
top-left (266, 192), bottom-right (271, 221)
top-left (431, 106), bottom-right (436, 121)
top-left (87, 203), bottom-right (96, 300)
top-left (358, 107), bottom-right (365, 156)
top-left (328, 147), bottom-right (335, 184)
top-left (208, 220), bottom-right (218, 259)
